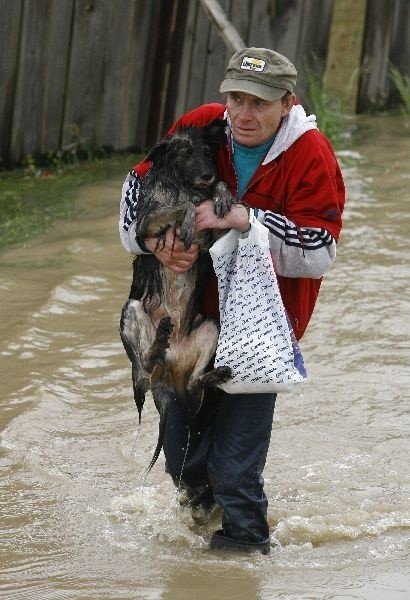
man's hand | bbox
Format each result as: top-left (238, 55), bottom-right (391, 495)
top-left (144, 228), bottom-right (199, 273)
top-left (195, 200), bottom-right (249, 233)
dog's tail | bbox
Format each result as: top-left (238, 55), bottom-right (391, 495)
top-left (145, 382), bottom-right (172, 474)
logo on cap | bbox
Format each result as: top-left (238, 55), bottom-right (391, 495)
top-left (240, 57), bottom-right (266, 72)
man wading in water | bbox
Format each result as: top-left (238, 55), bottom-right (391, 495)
top-left (120, 48), bottom-right (345, 554)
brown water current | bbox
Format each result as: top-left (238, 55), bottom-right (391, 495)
top-left (0, 115), bottom-right (409, 599)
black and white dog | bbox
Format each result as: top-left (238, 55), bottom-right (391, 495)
top-left (120, 119), bottom-right (238, 471)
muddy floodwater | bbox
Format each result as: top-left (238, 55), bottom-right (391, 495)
top-left (1, 115), bottom-right (409, 599)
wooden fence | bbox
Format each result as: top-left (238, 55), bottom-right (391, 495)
top-left (0, 0), bottom-right (409, 167)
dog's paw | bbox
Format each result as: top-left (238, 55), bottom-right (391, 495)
top-left (178, 204), bottom-right (196, 249)
top-left (201, 365), bottom-right (233, 388)
top-left (213, 181), bottom-right (234, 218)
top-left (178, 227), bottom-right (195, 249)
top-left (213, 365), bottom-right (233, 383)
top-left (156, 316), bottom-right (173, 346)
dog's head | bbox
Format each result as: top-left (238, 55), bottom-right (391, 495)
top-left (145, 119), bottom-right (226, 192)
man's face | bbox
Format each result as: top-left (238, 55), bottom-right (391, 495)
top-left (226, 91), bottom-right (294, 147)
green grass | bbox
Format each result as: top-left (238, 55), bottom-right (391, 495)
top-left (303, 67), bottom-right (348, 146)
top-left (0, 154), bottom-right (140, 249)
top-left (389, 66), bottom-right (410, 114)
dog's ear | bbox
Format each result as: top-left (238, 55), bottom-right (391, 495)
top-left (203, 118), bottom-right (227, 144)
top-left (144, 139), bottom-right (169, 164)
top-left (202, 119), bottom-right (227, 154)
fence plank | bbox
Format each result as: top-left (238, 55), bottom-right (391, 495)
top-left (10, 0), bottom-right (74, 162)
top-left (40, 1), bottom-right (75, 153)
top-left (96, 0), bottom-right (159, 150)
top-left (389, 0), bottom-right (410, 105)
top-left (358, 0), bottom-right (397, 111)
top-left (144, 0), bottom-right (186, 147)
top-left (202, 0), bottom-right (232, 103)
top-left (390, 0), bottom-right (410, 75)
top-left (96, 0), bottom-right (136, 149)
top-left (229, 0), bottom-right (251, 43)
top-left (323, 0), bottom-right (367, 113)
top-left (296, 0), bottom-right (334, 69)
top-left (184, 2), bottom-right (212, 110)
top-left (62, 0), bottom-right (110, 148)
top-left (62, 0), bottom-right (108, 145)
top-left (268, 1), bottom-right (305, 61)
top-left (174, 0), bottom-right (200, 118)
top-left (289, 1), bottom-right (333, 108)
top-left (247, 0), bottom-right (275, 49)
top-left (0, 0), bottom-right (23, 165)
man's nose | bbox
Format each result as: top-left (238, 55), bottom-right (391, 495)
top-left (238, 103), bottom-right (253, 120)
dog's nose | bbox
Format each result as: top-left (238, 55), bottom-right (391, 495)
top-left (201, 173), bottom-right (214, 182)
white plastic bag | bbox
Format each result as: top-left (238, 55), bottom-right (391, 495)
top-left (209, 215), bottom-right (307, 393)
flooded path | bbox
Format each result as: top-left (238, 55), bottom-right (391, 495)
top-left (0, 115), bottom-right (409, 599)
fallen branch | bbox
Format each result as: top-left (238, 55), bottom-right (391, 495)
top-left (199, 0), bottom-right (245, 53)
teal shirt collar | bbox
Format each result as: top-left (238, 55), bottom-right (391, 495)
top-left (232, 135), bottom-right (276, 198)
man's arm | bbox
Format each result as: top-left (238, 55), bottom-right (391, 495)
top-left (258, 131), bottom-right (344, 279)
top-left (119, 170), bottom-right (148, 255)
top-left (255, 209), bottom-right (336, 279)
top-left (194, 202), bottom-right (335, 279)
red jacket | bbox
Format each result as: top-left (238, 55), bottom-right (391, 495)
top-left (134, 103), bottom-right (345, 340)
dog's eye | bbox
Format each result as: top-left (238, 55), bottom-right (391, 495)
top-left (179, 149), bottom-right (192, 161)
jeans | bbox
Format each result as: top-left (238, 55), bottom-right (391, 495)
top-left (163, 388), bottom-right (276, 543)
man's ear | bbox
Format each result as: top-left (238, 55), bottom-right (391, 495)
top-left (281, 93), bottom-right (296, 117)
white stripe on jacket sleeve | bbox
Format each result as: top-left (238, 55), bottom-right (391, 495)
top-left (256, 209), bottom-right (336, 278)
top-left (119, 171), bottom-right (149, 255)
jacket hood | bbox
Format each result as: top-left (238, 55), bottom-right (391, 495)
top-left (263, 105), bottom-right (318, 164)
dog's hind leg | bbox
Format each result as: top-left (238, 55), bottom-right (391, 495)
top-left (143, 316), bottom-right (173, 372)
top-left (120, 299), bottom-right (156, 423)
top-left (172, 319), bottom-right (233, 419)
top-left (186, 366), bottom-right (233, 419)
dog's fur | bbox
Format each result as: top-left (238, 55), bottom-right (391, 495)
top-left (120, 119), bottom-right (237, 472)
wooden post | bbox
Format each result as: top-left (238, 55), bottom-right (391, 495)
top-left (199, 0), bottom-right (245, 53)
top-left (323, 0), bottom-right (367, 113)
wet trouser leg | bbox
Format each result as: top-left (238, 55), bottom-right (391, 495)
top-left (162, 390), bottom-right (219, 489)
top-left (207, 391), bottom-right (276, 543)
top-left (162, 390), bottom-right (276, 543)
